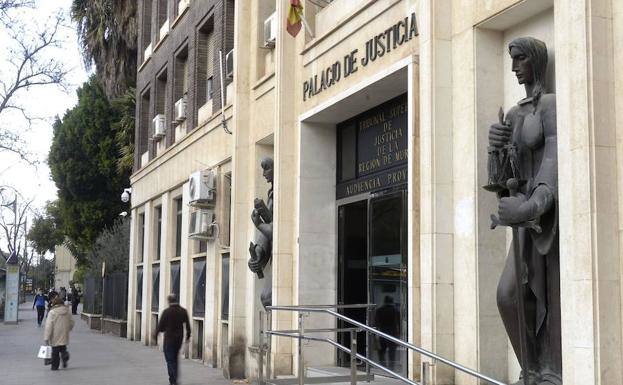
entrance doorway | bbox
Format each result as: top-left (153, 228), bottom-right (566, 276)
top-left (337, 190), bottom-right (408, 376)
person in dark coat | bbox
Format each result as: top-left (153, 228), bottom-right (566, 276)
top-left (153, 294), bottom-right (191, 385)
top-left (375, 296), bottom-right (399, 369)
top-left (70, 285), bottom-right (81, 315)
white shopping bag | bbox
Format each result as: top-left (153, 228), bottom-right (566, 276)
top-left (37, 345), bottom-right (52, 359)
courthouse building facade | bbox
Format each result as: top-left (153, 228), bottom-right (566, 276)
top-left (128, 0), bottom-right (623, 384)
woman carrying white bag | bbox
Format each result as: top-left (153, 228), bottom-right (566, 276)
top-left (43, 296), bottom-right (74, 370)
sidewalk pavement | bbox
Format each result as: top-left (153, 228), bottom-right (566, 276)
top-left (0, 301), bottom-right (237, 385)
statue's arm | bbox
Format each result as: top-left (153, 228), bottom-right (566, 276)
top-left (525, 95), bottom-right (557, 219)
top-left (256, 223), bottom-right (273, 240)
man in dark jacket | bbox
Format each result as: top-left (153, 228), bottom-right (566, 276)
top-left (70, 285), bottom-right (81, 315)
top-left (153, 294), bottom-right (191, 385)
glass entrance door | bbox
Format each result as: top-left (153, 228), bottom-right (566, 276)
top-left (337, 199), bottom-right (368, 366)
top-left (337, 190), bottom-right (408, 376)
top-left (369, 191), bottom-right (407, 375)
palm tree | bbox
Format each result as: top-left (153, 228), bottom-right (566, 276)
top-left (111, 88), bottom-right (135, 176)
top-left (71, 0), bottom-right (138, 98)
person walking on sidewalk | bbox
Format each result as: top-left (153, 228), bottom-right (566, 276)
top-left (44, 296), bottom-right (75, 371)
top-left (32, 289), bottom-right (48, 327)
top-left (70, 285), bottom-right (81, 315)
top-left (153, 294), bottom-right (191, 385)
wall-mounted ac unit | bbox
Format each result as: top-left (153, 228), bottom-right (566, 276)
top-left (152, 114), bottom-right (166, 139)
top-left (188, 169), bottom-right (216, 206)
top-left (263, 12), bottom-right (276, 48)
top-left (159, 19), bottom-right (170, 41)
top-left (174, 96), bottom-right (187, 122)
top-left (225, 49), bottom-right (234, 79)
top-left (178, 0), bottom-right (189, 16)
top-left (188, 209), bottom-right (217, 240)
top-left (144, 43), bottom-right (153, 61)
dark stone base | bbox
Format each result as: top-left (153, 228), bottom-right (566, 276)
top-left (102, 318), bottom-right (127, 338)
top-left (80, 312), bottom-right (102, 330)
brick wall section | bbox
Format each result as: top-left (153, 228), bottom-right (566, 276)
top-left (134, 0), bottom-right (235, 172)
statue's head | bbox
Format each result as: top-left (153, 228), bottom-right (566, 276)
top-left (261, 157), bottom-right (274, 184)
top-left (508, 37), bottom-right (548, 106)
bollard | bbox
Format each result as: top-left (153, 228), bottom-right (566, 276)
top-left (421, 361), bottom-right (434, 385)
top-left (259, 311), bottom-right (264, 385)
top-left (298, 312), bottom-right (305, 385)
top-left (266, 310), bottom-right (272, 381)
top-left (350, 330), bottom-right (358, 385)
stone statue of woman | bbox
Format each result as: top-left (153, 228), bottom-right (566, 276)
top-left (487, 37), bottom-right (561, 385)
top-left (248, 157), bottom-right (273, 308)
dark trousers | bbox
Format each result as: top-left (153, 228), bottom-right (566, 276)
top-left (71, 301), bottom-right (79, 315)
top-left (378, 340), bottom-right (397, 369)
top-left (163, 343), bottom-right (182, 384)
top-left (36, 306), bottom-right (45, 325)
top-left (51, 345), bottom-right (69, 370)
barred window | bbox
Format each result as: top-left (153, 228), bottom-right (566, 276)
top-left (170, 261), bottom-right (180, 300)
top-left (192, 258), bottom-right (206, 317)
top-left (136, 267), bottom-right (143, 310)
top-left (174, 198), bottom-right (182, 257)
top-left (221, 253), bottom-right (230, 320)
top-left (152, 264), bottom-right (160, 312)
top-left (155, 206), bottom-right (162, 260)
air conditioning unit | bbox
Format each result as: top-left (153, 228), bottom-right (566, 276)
top-left (144, 43), bottom-right (152, 61)
top-left (152, 114), bottom-right (165, 139)
top-left (159, 19), bottom-right (169, 41)
top-left (178, 0), bottom-right (189, 16)
top-left (225, 49), bottom-right (234, 79)
top-left (188, 169), bottom-right (216, 206)
top-left (174, 96), bottom-right (187, 122)
top-left (263, 12), bottom-right (276, 48)
top-left (188, 209), bottom-right (217, 240)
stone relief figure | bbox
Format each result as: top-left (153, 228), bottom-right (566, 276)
top-left (248, 157), bottom-right (273, 308)
top-left (486, 37), bottom-right (560, 385)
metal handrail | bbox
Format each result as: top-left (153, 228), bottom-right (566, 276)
top-left (266, 330), bottom-right (416, 385)
top-left (266, 305), bottom-right (507, 385)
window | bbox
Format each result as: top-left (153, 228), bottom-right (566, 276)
top-left (192, 257), bottom-right (206, 317)
top-left (138, 213), bottom-right (146, 262)
top-left (221, 173), bottom-right (232, 246)
top-left (136, 267), bottom-right (143, 310)
top-left (221, 253), bottom-right (230, 320)
top-left (175, 0), bottom-right (189, 19)
top-left (139, 89), bottom-right (151, 166)
top-left (155, 206), bottom-right (162, 260)
top-left (256, 0), bottom-right (276, 79)
top-left (174, 47), bottom-right (189, 103)
top-left (142, 0), bottom-right (153, 60)
top-left (155, 69), bottom-right (167, 141)
top-left (207, 77), bottom-right (213, 101)
top-left (157, 0), bottom-right (169, 35)
top-left (170, 261), bottom-right (180, 299)
top-left (174, 198), bottom-right (182, 257)
top-left (173, 46), bottom-right (189, 136)
top-left (152, 264), bottom-right (160, 312)
top-left (197, 17), bottom-right (215, 111)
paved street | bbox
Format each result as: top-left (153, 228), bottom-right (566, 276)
top-left (0, 301), bottom-right (235, 385)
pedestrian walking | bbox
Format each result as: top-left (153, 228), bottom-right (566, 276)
top-left (153, 294), bottom-right (191, 385)
top-left (32, 289), bottom-right (48, 327)
top-left (70, 285), bottom-right (81, 315)
top-left (44, 296), bottom-right (75, 371)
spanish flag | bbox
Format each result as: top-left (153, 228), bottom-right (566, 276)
top-left (286, 0), bottom-right (304, 37)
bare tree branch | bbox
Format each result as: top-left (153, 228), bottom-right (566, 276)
top-left (0, 6), bottom-right (69, 162)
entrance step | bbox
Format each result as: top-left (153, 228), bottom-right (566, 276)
top-left (266, 366), bottom-right (405, 385)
